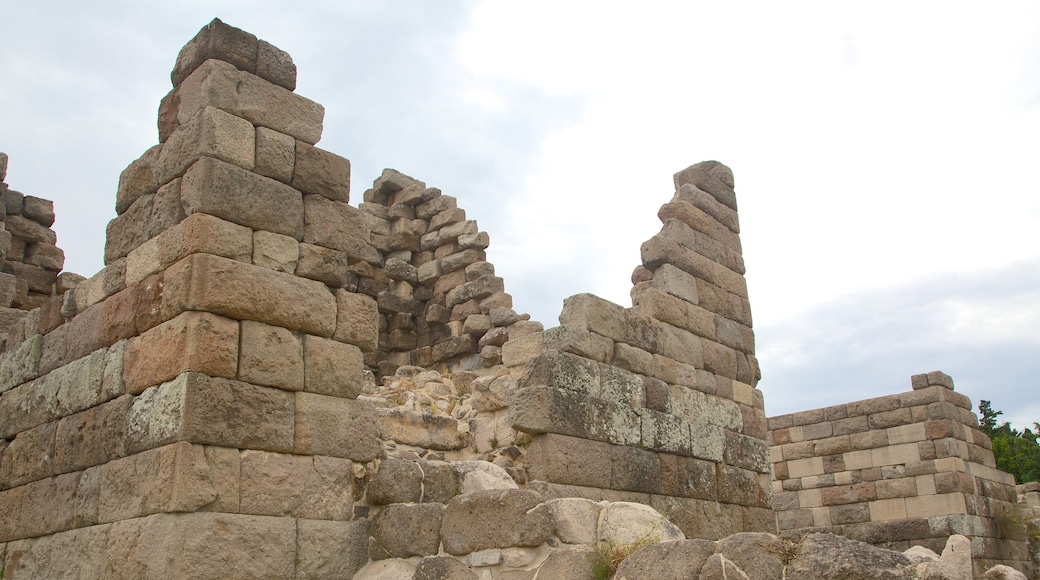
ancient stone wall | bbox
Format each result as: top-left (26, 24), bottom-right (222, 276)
top-left (769, 371), bottom-right (1031, 576)
top-left (0, 154), bottom-right (81, 334)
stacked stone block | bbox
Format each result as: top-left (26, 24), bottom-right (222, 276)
top-left (769, 371), bottom-right (1030, 576)
top-left (0, 154), bottom-right (80, 331)
top-left (356, 170), bottom-right (540, 379)
top-left (0, 20), bottom-right (384, 578)
top-left (504, 162), bottom-right (773, 540)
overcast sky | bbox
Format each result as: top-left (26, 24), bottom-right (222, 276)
top-left (2, 2), bottom-right (1038, 428)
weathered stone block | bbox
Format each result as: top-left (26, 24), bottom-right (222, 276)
top-left (181, 156), bottom-right (303, 239)
top-left (126, 372), bottom-right (295, 454)
top-left (296, 519), bottom-right (370, 580)
top-left (526, 433), bottom-right (611, 489)
top-left (558, 293), bottom-right (627, 341)
top-left (177, 58), bottom-right (324, 144)
top-left (105, 512), bottom-right (296, 579)
top-left (53, 395), bottom-right (133, 474)
top-left (376, 408), bottom-right (466, 451)
top-left (256, 39), bottom-right (297, 90)
top-left (0, 420), bottom-right (57, 488)
top-left (673, 161), bottom-right (737, 211)
top-left (162, 253), bottom-right (336, 337)
top-left (116, 145), bottom-right (162, 215)
top-left (0, 333), bottom-right (43, 393)
top-left (367, 457), bottom-right (424, 504)
top-left (254, 126), bottom-right (296, 183)
top-left (371, 503), bottom-right (445, 559)
top-left (157, 106), bottom-right (255, 184)
top-left (123, 311), bottom-right (239, 395)
top-left (239, 450), bottom-right (353, 519)
top-left (25, 242), bottom-right (65, 272)
top-left (303, 194), bottom-right (379, 264)
top-left (126, 212), bottom-right (253, 286)
top-left (293, 141), bottom-right (350, 202)
top-left (238, 320), bottom-right (303, 391)
top-left (302, 334), bottom-right (364, 399)
top-left (510, 385), bottom-right (589, 438)
top-left (252, 230), bottom-right (298, 274)
top-left (294, 392), bottom-right (380, 461)
top-left (610, 444), bottom-right (661, 493)
top-left (334, 290), bottom-right (379, 351)
top-left (441, 489), bottom-right (552, 555)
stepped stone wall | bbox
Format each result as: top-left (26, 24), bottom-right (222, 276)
top-left (769, 371), bottom-right (1031, 576)
top-left (0, 17), bottom-right (1035, 580)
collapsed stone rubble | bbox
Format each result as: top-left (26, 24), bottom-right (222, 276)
top-left (0, 17), bottom-right (1036, 580)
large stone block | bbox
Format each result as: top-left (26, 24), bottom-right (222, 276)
top-left (125, 212), bottom-right (253, 286)
top-left (302, 334), bottom-right (364, 398)
top-left (117, 145), bottom-right (162, 214)
top-left (239, 450), bottom-right (353, 519)
top-left (0, 333), bottom-right (42, 394)
top-left (526, 433), bottom-right (611, 489)
top-left (334, 290), bottom-right (379, 351)
top-left (105, 178), bottom-right (187, 264)
top-left (371, 503), bottom-right (445, 559)
top-left (126, 372), bottom-right (295, 454)
top-left (0, 420), bottom-right (57, 488)
top-left (673, 161), bottom-right (737, 211)
top-left (123, 311), bottom-right (239, 395)
top-left (558, 293), bottom-right (626, 341)
top-left (157, 106), bottom-right (255, 184)
top-left (296, 519), bottom-right (370, 580)
top-left (441, 489), bottom-right (552, 555)
top-left (658, 200), bottom-right (742, 253)
top-left (176, 58), bottom-right (324, 144)
top-left (293, 142), bottom-right (350, 202)
top-left (295, 243), bottom-right (351, 287)
top-left (0, 471), bottom-right (81, 542)
top-left (65, 274), bottom-right (164, 361)
top-left (294, 392), bottom-right (380, 461)
top-left (53, 395), bottom-right (133, 474)
top-left (104, 512), bottom-right (297, 579)
top-left (510, 385), bottom-right (589, 438)
top-left (376, 409), bottom-right (466, 451)
top-left (180, 156), bottom-right (303, 239)
top-left (2, 524), bottom-right (111, 579)
top-left (238, 320), bottom-right (304, 391)
top-left (171, 18), bottom-right (259, 86)
top-left (303, 195), bottom-right (379, 263)
top-left (98, 442), bottom-right (228, 522)
top-left (162, 253), bottom-right (336, 337)
top-left (254, 126), bottom-right (295, 183)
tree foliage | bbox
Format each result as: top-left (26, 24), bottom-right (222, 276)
top-left (978, 400), bottom-right (1040, 484)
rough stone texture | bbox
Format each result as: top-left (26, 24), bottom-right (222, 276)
top-left (293, 392), bottom-right (381, 461)
top-left (239, 450), bottom-right (353, 519)
top-left (786, 533), bottom-right (912, 580)
top-left (157, 106), bottom-right (255, 183)
top-left (371, 503), bottom-right (445, 558)
top-left (123, 311), bottom-right (239, 395)
top-left (293, 141), bottom-right (351, 202)
top-left (296, 519), bottom-right (370, 580)
top-left (238, 320), bottom-right (304, 391)
top-left (412, 556), bottom-right (478, 580)
top-left (440, 489), bottom-right (552, 555)
top-left (614, 539), bottom-right (717, 580)
top-left (302, 334), bottom-right (365, 398)
top-left (367, 457), bottom-right (424, 505)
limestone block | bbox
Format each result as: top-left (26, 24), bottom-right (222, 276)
top-left (458, 231), bottom-right (489, 250)
top-left (673, 161), bottom-right (737, 211)
top-left (559, 293), bottom-right (626, 342)
top-left (254, 126), bottom-right (295, 183)
top-left (600, 501), bottom-right (685, 545)
top-left (441, 489), bottom-right (552, 555)
top-left (126, 372), bottom-right (295, 454)
top-left (440, 248), bottom-right (483, 274)
top-left (334, 289), bottom-right (379, 351)
top-left (303, 194), bottom-right (379, 264)
top-left (452, 461), bottom-right (518, 494)
top-left (171, 18), bottom-right (259, 86)
top-left (658, 200), bottom-right (742, 253)
top-left (2, 524), bottom-right (111, 579)
top-left (446, 275), bottom-right (504, 308)
top-left (53, 395), bottom-right (133, 474)
top-left (526, 433), bottom-right (611, 489)
top-left (157, 107), bottom-right (255, 184)
top-left (370, 503), bottom-right (445, 559)
top-left (413, 556), bottom-right (478, 580)
top-left (252, 230), bottom-right (298, 273)
top-left (236, 320), bottom-right (303, 391)
top-left (716, 464), bottom-right (772, 508)
top-left (0, 421), bottom-right (57, 488)
top-left (124, 212), bottom-right (252, 286)
top-left (176, 56), bottom-right (324, 145)
top-left (0, 333), bottom-right (42, 393)
top-left (162, 253), bottom-right (336, 337)
top-left (301, 334), bottom-right (364, 399)
top-left (674, 182), bottom-right (740, 233)
top-left (5, 214), bottom-right (56, 245)
top-left (104, 512), bottom-right (296, 579)
top-left (641, 233), bottom-right (747, 298)
top-left (3, 260), bottom-right (57, 294)
top-left (294, 392), bottom-right (380, 461)
top-left (123, 311), bottom-right (239, 395)
top-left (296, 243), bottom-right (350, 287)
top-left (367, 457), bottom-right (424, 504)
top-left (98, 442), bottom-right (222, 522)
top-left (588, 398), bottom-right (642, 446)
top-left (0, 471), bottom-right (82, 542)
top-left (181, 156), bottom-right (303, 239)
top-left (376, 408), bottom-right (466, 451)
top-left (510, 385), bottom-right (589, 438)
top-left (293, 141), bottom-right (350, 202)
top-left (24, 242), bottom-right (65, 272)
top-left (239, 450), bottom-right (353, 519)
top-left (296, 519), bottom-right (370, 580)
top-left (256, 39), bottom-right (297, 91)
top-left (614, 538), bottom-right (716, 580)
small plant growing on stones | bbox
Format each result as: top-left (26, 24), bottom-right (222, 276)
top-left (489, 436), bottom-right (499, 449)
top-left (591, 530), bottom-right (659, 580)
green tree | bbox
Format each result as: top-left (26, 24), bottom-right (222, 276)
top-left (978, 400), bottom-right (1040, 484)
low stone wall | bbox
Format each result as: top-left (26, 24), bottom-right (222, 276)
top-left (769, 371), bottom-right (1031, 576)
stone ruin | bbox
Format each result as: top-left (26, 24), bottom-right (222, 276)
top-left (0, 18), bottom-right (1035, 580)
